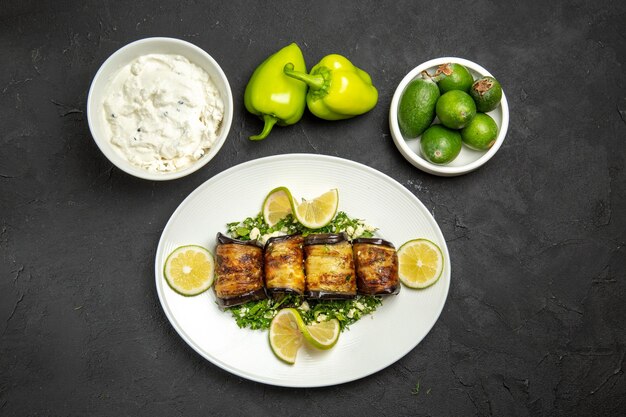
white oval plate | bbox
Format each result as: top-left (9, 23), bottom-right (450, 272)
top-left (155, 154), bottom-right (451, 387)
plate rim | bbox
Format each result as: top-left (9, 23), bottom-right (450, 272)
top-left (155, 153), bottom-right (451, 387)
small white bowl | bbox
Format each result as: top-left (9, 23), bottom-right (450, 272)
top-left (389, 57), bottom-right (509, 176)
top-left (87, 37), bottom-right (233, 181)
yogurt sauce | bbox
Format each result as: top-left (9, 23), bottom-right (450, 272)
top-left (103, 54), bottom-right (224, 173)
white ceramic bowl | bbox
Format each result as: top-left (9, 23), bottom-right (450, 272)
top-left (389, 57), bottom-right (509, 176)
top-left (87, 37), bottom-right (233, 181)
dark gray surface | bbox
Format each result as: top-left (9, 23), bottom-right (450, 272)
top-left (1, 0), bottom-right (625, 415)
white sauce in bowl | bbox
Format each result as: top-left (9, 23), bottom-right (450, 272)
top-left (103, 54), bottom-right (224, 173)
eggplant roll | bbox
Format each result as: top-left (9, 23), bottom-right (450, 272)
top-left (352, 238), bottom-right (400, 295)
top-left (214, 233), bottom-right (266, 308)
top-left (303, 233), bottom-right (357, 299)
top-left (264, 234), bottom-right (306, 296)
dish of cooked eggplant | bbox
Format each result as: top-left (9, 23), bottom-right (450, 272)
top-left (214, 232), bottom-right (400, 308)
top-left (155, 154), bottom-right (450, 387)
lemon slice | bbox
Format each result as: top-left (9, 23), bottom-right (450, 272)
top-left (269, 308), bottom-right (304, 364)
top-left (397, 239), bottom-right (444, 288)
top-left (163, 245), bottom-right (215, 296)
top-left (293, 188), bottom-right (339, 229)
top-left (262, 186), bottom-right (294, 227)
top-left (301, 318), bottom-right (340, 350)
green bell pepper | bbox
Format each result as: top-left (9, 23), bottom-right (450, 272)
top-left (244, 43), bottom-right (307, 140)
top-left (283, 54), bottom-right (378, 121)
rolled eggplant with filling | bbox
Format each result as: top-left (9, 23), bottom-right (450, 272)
top-left (264, 234), bottom-right (305, 296)
top-left (352, 237), bottom-right (400, 295)
top-left (214, 233), bottom-right (266, 308)
top-left (303, 233), bottom-right (356, 299)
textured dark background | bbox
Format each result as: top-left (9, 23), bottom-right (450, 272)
top-left (1, 0), bottom-right (625, 416)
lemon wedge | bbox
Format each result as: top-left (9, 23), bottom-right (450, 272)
top-left (397, 239), bottom-right (444, 288)
top-left (163, 245), bottom-right (215, 296)
top-left (262, 186), bottom-right (294, 227)
top-left (293, 189), bottom-right (339, 229)
top-left (301, 318), bottom-right (340, 350)
top-left (269, 308), bottom-right (304, 364)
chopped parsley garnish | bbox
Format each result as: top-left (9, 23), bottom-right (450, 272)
top-left (227, 211), bottom-right (375, 243)
top-left (227, 295), bottom-right (382, 332)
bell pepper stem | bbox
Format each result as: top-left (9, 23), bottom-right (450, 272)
top-left (283, 63), bottom-right (325, 90)
top-left (249, 114), bottom-right (278, 141)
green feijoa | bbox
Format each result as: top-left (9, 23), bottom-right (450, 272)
top-left (461, 113), bottom-right (499, 150)
top-left (436, 90), bottom-right (476, 129)
top-left (397, 74), bottom-right (440, 138)
top-left (435, 63), bottom-right (474, 93)
top-left (420, 125), bottom-right (462, 165)
top-left (470, 76), bottom-right (502, 112)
